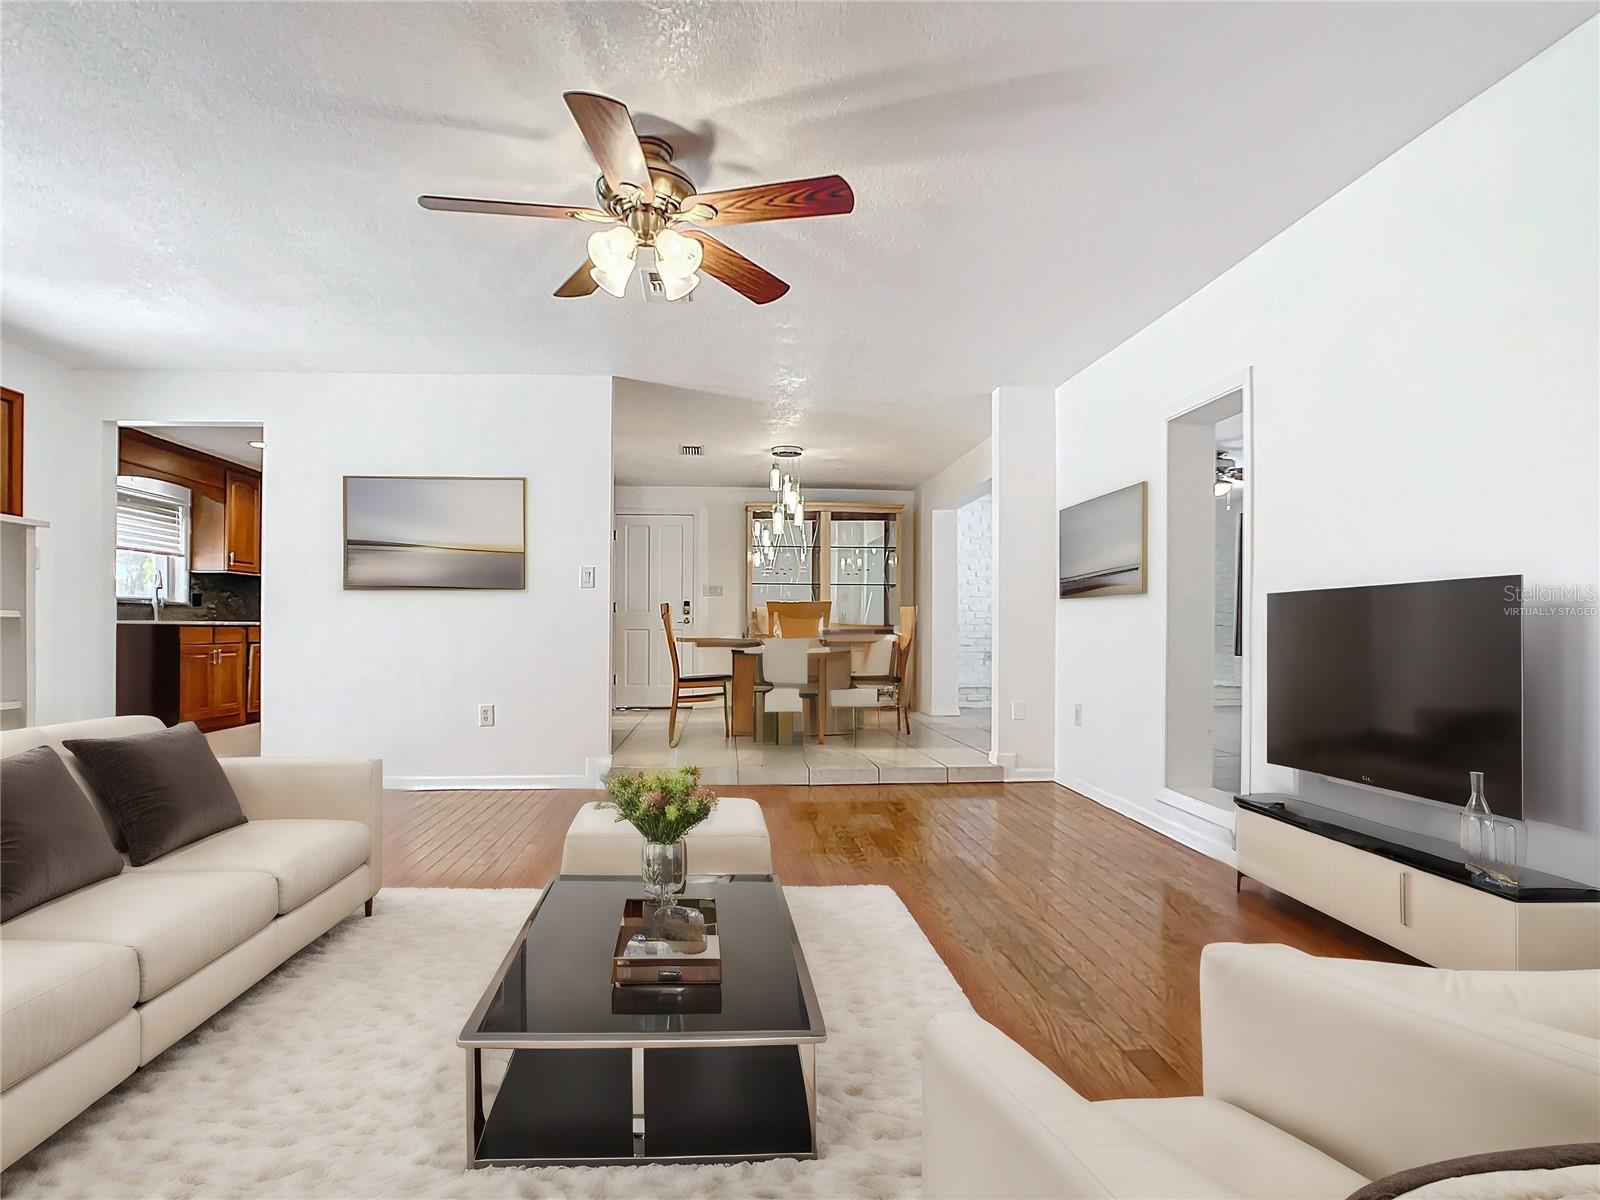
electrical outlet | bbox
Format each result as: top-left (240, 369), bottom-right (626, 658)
top-left (477, 704), bottom-right (495, 728)
top-left (1074, 703), bottom-right (1084, 726)
top-left (579, 566), bottom-right (596, 589)
top-left (1010, 701), bottom-right (1026, 721)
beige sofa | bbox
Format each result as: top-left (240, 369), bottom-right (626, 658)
top-left (923, 943), bottom-right (1600, 1198)
top-left (0, 716), bottom-right (382, 1170)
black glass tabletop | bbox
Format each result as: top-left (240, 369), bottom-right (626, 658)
top-left (460, 875), bottom-right (824, 1046)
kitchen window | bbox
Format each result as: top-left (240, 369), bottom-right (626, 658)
top-left (116, 475), bottom-right (191, 603)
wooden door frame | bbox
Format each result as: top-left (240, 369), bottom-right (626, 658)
top-left (1, 387), bottom-right (23, 516)
top-left (612, 508), bottom-right (702, 709)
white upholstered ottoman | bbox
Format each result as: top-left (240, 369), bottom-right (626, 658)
top-left (559, 797), bottom-right (773, 876)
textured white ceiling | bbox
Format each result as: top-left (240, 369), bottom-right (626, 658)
top-left (3, 2), bottom-right (1592, 487)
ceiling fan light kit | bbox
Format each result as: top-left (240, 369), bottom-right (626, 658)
top-left (419, 91), bottom-right (854, 306)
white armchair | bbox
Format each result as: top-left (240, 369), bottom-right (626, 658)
top-left (923, 943), bottom-right (1600, 1199)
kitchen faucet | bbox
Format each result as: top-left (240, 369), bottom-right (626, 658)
top-left (152, 577), bottom-right (164, 621)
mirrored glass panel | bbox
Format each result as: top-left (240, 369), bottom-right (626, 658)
top-left (829, 514), bottom-right (897, 625)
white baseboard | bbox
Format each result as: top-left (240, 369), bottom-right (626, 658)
top-left (1056, 773), bottom-right (1237, 866)
top-left (388, 755), bottom-right (612, 792)
top-left (990, 750), bottom-right (1018, 769)
top-left (385, 773), bottom-right (598, 791)
top-left (1005, 767), bottom-right (1056, 782)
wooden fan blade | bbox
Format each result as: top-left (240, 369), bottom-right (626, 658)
top-left (683, 231), bottom-right (790, 305)
top-left (563, 91), bottom-right (655, 205)
top-left (418, 195), bottom-right (613, 222)
top-left (554, 259), bottom-right (599, 298)
top-left (682, 175), bottom-right (853, 227)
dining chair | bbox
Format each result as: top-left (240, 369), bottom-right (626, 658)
top-left (754, 637), bottom-right (821, 743)
top-left (767, 600), bottom-right (832, 638)
top-left (840, 634), bottom-right (897, 730)
top-left (659, 602), bottom-right (732, 747)
top-left (850, 606), bottom-right (916, 734)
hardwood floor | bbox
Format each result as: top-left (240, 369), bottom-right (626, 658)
top-left (383, 781), bottom-right (1408, 1101)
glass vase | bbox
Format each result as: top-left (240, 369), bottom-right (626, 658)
top-left (1459, 770), bottom-right (1496, 875)
top-left (641, 840), bottom-right (687, 903)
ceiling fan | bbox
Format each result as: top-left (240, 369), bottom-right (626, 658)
top-left (418, 91), bottom-right (855, 305)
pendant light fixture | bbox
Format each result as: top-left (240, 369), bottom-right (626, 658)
top-left (759, 446), bottom-right (808, 569)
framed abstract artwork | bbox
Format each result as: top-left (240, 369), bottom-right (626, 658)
top-left (1058, 481), bottom-right (1147, 597)
top-left (343, 476), bottom-right (526, 590)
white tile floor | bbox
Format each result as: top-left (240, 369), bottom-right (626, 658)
top-left (609, 705), bottom-right (1001, 785)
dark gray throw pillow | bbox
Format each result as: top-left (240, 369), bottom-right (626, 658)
top-left (61, 722), bottom-right (245, 866)
top-left (1, 746), bottom-right (125, 921)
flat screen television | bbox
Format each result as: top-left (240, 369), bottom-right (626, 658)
top-left (1267, 575), bottom-right (1523, 817)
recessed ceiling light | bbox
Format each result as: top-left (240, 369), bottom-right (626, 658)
top-left (247, 440), bottom-right (265, 449)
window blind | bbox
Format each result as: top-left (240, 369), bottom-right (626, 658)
top-left (116, 489), bottom-right (187, 556)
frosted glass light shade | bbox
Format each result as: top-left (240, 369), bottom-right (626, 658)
top-left (587, 226), bottom-right (638, 298)
top-left (659, 270), bottom-right (699, 301)
top-left (591, 266), bottom-right (633, 298)
top-left (589, 226), bottom-right (637, 271)
top-left (654, 229), bottom-right (703, 277)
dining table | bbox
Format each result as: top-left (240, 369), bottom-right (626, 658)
top-left (677, 628), bottom-right (893, 740)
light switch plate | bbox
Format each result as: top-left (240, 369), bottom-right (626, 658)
top-left (1074, 703), bottom-right (1084, 726)
top-left (1011, 701), bottom-right (1027, 721)
top-left (703, 584), bottom-right (724, 597)
top-left (579, 566), bottom-right (596, 589)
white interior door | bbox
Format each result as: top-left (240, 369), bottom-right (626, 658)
top-left (613, 513), bottom-right (696, 708)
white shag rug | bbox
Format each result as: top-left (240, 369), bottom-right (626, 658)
top-left (4, 886), bottom-right (971, 1199)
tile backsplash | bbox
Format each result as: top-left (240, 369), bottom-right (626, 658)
top-left (117, 572), bottom-right (260, 623)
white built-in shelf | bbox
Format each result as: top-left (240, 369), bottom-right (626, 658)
top-left (0, 701), bottom-right (21, 712)
top-left (0, 610), bottom-right (21, 619)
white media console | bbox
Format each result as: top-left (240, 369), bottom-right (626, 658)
top-left (1236, 796), bottom-right (1600, 970)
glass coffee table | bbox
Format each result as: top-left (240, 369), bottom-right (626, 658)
top-left (459, 874), bottom-right (825, 1168)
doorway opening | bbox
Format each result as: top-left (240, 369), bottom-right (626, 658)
top-left (1211, 416), bottom-right (1245, 792)
top-left (1164, 385), bottom-right (1249, 809)
top-left (113, 423), bottom-right (264, 757)
top-left (952, 489), bottom-right (994, 753)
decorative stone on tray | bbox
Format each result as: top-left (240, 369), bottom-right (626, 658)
top-left (612, 897), bottom-right (722, 985)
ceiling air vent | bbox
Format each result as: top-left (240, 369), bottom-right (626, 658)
top-left (641, 271), bottom-right (694, 303)
top-left (679, 445), bottom-right (704, 457)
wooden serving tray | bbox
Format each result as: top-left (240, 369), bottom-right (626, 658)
top-left (611, 898), bottom-right (722, 986)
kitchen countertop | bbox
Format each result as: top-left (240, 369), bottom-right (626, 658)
top-left (116, 620), bottom-right (260, 626)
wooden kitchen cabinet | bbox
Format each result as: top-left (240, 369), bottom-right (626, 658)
top-left (246, 627), bottom-right (261, 717)
top-left (121, 429), bottom-right (261, 576)
top-left (120, 624), bottom-right (255, 732)
top-left (209, 632), bottom-right (246, 725)
top-left (223, 471), bottom-right (261, 573)
top-left (192, 471), bottom-right (261, 575)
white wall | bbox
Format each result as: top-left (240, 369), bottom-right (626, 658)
top-left (612, 484), bottom-right (914, 679)
top-left (21, 360), bottom-right (615, 787)
top-left (992, 387), bottom-right (1057, 777)
top-left (915, 439), bottom-right (992, 714)
top-left (1055, 21), bottom-right (1600, 880)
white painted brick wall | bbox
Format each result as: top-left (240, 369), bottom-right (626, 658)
top-left (957, 494), bottom-right (993, 707)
